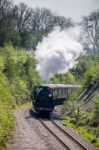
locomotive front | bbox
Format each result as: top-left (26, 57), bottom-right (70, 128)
top-left (32, 85), bottom-right (54, 114)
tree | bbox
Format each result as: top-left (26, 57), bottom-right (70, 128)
top-left (0, 26), bottom-right (20, 46)
top-left (13, 2), bottom-right (32, 33)
top-left (0, 0), bottom-right (13, 28)
top-left (81, 10), bottom-right (99, 53)
top-left (30, 7), bottom-right (55, 40)
top-left (83, 55), bottom-right (99, 87)
top-left (20, 31), bottom-right (37, 50)
top-left (54, 16), bottom-right (74, 30)
top-left (0, 0), bottom-right (74, 49)
top-left (30, 7), bottom-right (74, 41)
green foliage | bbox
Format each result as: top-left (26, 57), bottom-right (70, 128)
top-left (50, 71), bottom-right (76, 84)
top-left (20, 31), bottom-right (38, 50)
top-left (0, 56), bottom-right (5, 71)
top-left (62, 94), bottom-right (99, 148)
top-left (92, 95), bottom-right (99, 124)
top-left (62, 118), bottom-right (99, 147)
top-left (62, 100), bottom-right (76, 116)
top-left (73, 56), bottom-right (89, 81)
top-left (84, 61), bottom-right (99, 87)
top-left (71, 54), bottom-right (99, 85)
top-left (0, 27), bottom-right (20, 47)
top-left (0, 72), bottom-right (15, 148)
top-left (0, 102), bottom-right (15, 147)
top-left (62, 88), bottom-right (81, 116)
top-left (0, 44), bottom-right (42, 148)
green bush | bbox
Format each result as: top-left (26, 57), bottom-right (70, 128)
top-left (0, 45), bottom-right (42, 148)
top-left (0, 103), bottom-right (14, 147)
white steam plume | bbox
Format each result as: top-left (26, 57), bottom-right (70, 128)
top-left (35, 26), bottom-right (83, 80)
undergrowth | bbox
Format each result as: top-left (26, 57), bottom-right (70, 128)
top-left (0, 45), bottom-right (42, 149)
top-left (62, 114), bottom-right (99, 148)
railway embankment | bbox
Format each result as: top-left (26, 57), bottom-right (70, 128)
top-left (61, 82), bottom-right (99, 149)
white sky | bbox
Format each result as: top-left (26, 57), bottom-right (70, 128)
top-left (14, 0), bottom-right (99, 22)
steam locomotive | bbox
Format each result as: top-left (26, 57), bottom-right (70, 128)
top-left (32, 84), bottom-right (80, 115)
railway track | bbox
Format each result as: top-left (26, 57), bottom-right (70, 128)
top-left (39, 119), bottom-right (89, 150)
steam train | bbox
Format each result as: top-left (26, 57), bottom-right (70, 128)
top-left (32, 84), bottom-right (80, 115)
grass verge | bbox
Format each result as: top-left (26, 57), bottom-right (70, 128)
top-left (0, 101), bottom-right (32, 150)
top-left (62, 119), bottom-right (99, 148)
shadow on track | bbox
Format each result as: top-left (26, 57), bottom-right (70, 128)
top-left (29, 107), bottom-right (61, 121)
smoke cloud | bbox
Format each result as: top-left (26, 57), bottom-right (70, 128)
top-left (35, 26), bottom-right (83, 80)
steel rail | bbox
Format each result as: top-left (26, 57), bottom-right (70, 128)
top-left (39, 119), bottom-right (71, 150)
top-left (51, 119), bottom-right (88, 150)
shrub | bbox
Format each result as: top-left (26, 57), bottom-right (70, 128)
top-left (0, 45), bottom-right (42, 148)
